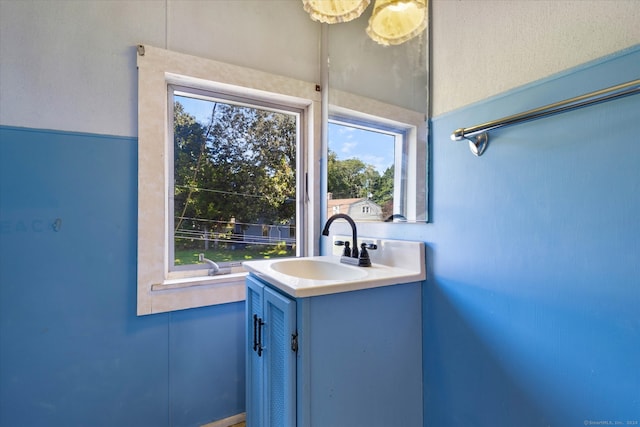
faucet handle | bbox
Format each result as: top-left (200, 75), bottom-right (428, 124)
top-left (342, 241), bottom-right (352, 257)
top-left (358, 243), bottom-right (372, 267)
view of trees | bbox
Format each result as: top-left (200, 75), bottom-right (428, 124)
top-left (173, 99), bottom-right (296, 256)
top-left (172, 98), bottom-right (395, 263)
top-left (327, 149), bottom-right (394, 208)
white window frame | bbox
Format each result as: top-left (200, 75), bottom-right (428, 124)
top-left (328, 89), bottom-right (425, 223)
top-left (328, 116), bottom-right (408, 220)
top-left (136, 45), bottom-right (321, 315)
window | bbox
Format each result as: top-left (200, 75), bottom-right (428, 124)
top-left (169, 88), bottom-right (299, 278)
top-left (327, 118), bottom-right (405, 222)
top-left (137, 45), bottom-right (320, 315)
top-left (327, 89), bottom-right (426, 223)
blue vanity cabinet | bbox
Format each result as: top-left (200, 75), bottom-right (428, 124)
top-left (246, 274), bottom-right (297, 427)
top-left (246, 274), bottom-right (423, 427)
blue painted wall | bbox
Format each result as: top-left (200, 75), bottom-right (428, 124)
top-left (0, 127), bottom-right (245, 427)
top-left (423, 46), bottom-right (640, 425)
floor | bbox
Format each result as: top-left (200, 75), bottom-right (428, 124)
top-left (230, 423), bottom-right (246, 427)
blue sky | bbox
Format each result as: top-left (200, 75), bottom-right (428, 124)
top-left (328, 122), bottom-right (394, 174)
top-left (176, 95), bottom-right (394, 174)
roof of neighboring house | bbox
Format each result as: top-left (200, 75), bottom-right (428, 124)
top-left (327, 197), bottom-right (383, 220)
top-left (327, 197), bottom-right (362, 212)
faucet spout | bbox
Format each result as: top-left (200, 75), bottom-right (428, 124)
top-left (322, 214), bottom-right (358, 259)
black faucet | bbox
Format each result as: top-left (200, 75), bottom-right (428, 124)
top-left (322, 214), bottom-right (372, 267)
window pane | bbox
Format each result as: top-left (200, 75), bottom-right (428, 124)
top-left (172, 93), bottom-right (297, 270)
top-left (327, 121), bottom-right (396, 221)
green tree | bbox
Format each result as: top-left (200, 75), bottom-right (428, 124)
top-left (173, 102), bottom-right (211, 234)
top-left (173, 100), bottom-right (296, 241)
top-left (327, 150), bottom-right (383, 200)
top-left (248, 110), bottom-right (296, 224)
top-left (372, 165), bottom-right (394, 206)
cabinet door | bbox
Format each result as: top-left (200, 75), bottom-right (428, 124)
top-left (246, 276), bottom-right (265, 427)
top-left (263, 286), bottom-right (297, 427)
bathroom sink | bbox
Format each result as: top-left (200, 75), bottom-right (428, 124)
top-left (270, 258), bottom-right (367, 281)
top-left (244, 236), bottom-right (425, 298)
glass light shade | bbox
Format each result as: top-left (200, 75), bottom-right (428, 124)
top-left (302, 0), bottom-right (371, 24)
top-left (366, 0), bottom-right (427, 45)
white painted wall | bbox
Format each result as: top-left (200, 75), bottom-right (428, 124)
top-left (431, 0), bottom-right (640, 116)
top-left (0, 0), bottom-right (320, 137)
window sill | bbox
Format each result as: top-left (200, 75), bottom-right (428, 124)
top-left (153, 272), bottom-right (247, 291)
top-left (138, 273), bottom-right (247, 315)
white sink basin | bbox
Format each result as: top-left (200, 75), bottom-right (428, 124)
top-left (270, 258), bottom-right (367, 281)
top-left (243, 237), bottom-right (425, 298)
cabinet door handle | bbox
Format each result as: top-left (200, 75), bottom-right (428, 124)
top-left (253, 314), bottom-right (259, 352)
top-left (257, 316), bottom-right (265, 357)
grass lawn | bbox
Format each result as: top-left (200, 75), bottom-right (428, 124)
top-left (174, 242), bottom-right (294, 265)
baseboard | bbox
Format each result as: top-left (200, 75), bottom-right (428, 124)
top-left (201, 413), bottom-right (246, 427)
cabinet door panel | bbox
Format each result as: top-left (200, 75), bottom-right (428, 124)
top-left (264, 286), bottom-right (297, 427)
top-left (246, 276), bottom-right (265, 427)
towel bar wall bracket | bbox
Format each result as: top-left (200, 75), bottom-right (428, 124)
top-left (450, 78), bottom-right (640, 156)
top-left (458, 132), bottom-right (489, 157)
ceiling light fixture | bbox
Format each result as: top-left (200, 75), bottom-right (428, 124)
top-left (302, 0), bottom-right (371, 24)
top-left (302, 0), bottom-right (427, 46)
top-left (366, 0), bottom-right (427, 46)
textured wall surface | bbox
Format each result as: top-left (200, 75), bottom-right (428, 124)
top-left (0, 0), bottom-right (319, 137)
top-left (0, 127), bottom-right (246, 426)
top-left (431, 0), bottom-right (640, 115)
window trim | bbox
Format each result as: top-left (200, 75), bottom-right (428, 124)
top-left (327, 115), bottom-right (408, 221)
top-left (136, 45), bottom-right (321, 315)
top-left (327, 90), bottom-right (425, 222)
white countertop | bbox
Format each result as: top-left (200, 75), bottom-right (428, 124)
top-left (243, 238), bottom-right (425, 298)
